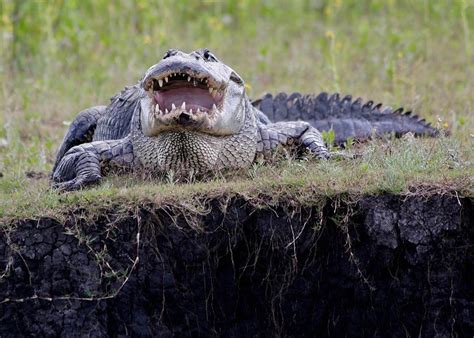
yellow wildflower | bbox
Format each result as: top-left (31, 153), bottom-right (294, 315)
top-left (324, 7), bottom-right (332, 17)
top-left (2, 15), bottom-right (13, 33)
top-left (208, 17), bottom-right (224, 31)
top-left (325, 30), bottom-right (335, 40)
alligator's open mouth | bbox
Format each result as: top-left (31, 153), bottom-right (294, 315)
top-left (145, 72), bottom-right (225, 117)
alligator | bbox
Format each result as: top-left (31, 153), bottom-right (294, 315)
top-left (52, 48), bottom-right (438, 191)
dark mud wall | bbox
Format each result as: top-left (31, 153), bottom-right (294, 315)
top-left (0, 194), bottom-right (473, 337)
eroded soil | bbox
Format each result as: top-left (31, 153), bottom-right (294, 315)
top-left (0, 194), bottom-right (472, 336)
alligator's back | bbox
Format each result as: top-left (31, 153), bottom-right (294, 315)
top-left (93, 84), bottom-right (143, 141)
top-left (253, 92), bottom-right (438, 144)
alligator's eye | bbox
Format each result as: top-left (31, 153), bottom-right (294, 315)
top-left (203, 49), bottom-right (218, 62)
top-left (163, 49), bottom-right (177, 59)
top-left (230, 71), bottom-right (244, 85)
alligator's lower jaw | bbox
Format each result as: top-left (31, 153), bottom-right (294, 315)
top-left (151, 100), bottom-right (219, 117)
top-left (146, 103), bottom-right (216, 131)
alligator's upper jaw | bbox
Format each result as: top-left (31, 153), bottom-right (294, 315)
top-left (145, 71), bottom-right (225, 118)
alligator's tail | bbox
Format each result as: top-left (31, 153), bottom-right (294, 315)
top-left (252, 92), bottom-right (439, 144)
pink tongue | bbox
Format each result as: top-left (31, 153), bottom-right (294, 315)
top-left (155, 88), bottom-right (214, 111)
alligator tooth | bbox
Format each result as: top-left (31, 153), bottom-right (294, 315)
top-left (211, 88), bottom-right (218, 97)
top-left (212, 104), bottom-right (217, 111)
top-left (189, 109), bottom-right (193, 114)
top-left (172, 103), bottom-right (176, 111)
top-left (165, 108), bottom-right (169, 114)
top-left (193, 79), bottom-right (197, 87)
top-left (209, 87), bottom-right (213, 94)
top-left (165, 76), bottom-right (169, 83)
top-left (158, 79), bottom-right (163, 87)
top-left (181, 102), bottom-right (186, 110)
top-left (196, 108), bottom-right (201, 114)
top-left (187, 76), bottom-right (191, 82)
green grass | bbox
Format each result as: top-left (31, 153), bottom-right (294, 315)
top-left (0, 0), bottom-right (473, 220)
top-left (1, 136), bottom-right (472, 220)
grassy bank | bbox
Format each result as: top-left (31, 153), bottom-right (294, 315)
top-left (1, 136), bottom-right (472, 220)
top-left (0, 0), bottom-right (473, 220)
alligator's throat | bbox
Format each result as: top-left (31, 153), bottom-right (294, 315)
top-left (134, 131), bottom-right (223, 174)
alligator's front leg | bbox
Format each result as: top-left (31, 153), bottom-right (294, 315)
top-left (53, 105), bottom-right (107, 173)
top-left (52, 137), bottom-right (135, 191)
top-left (257, 121), bottom-right (332, 159)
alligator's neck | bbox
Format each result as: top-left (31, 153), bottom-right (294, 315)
top-left (130, 100), bottom-right (258, 175)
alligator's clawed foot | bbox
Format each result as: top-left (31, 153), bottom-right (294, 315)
top-left (52, 174), bottom-right (101, 192)
top-left (51, 145), bottom-right (103, 192)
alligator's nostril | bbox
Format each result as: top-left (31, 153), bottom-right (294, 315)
top-left (163, 49), bottom-right (177, 59)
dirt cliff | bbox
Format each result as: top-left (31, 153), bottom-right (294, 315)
top-left (0, 193), bottom-right (472, 336)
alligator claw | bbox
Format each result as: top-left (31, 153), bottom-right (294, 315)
top-left (52, 174), bottom-right (101, 192)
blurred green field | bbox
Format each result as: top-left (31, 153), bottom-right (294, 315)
top-left (0, 0), bottom-right (473, 218)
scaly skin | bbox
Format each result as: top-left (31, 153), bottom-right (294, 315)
top-left (52, 137), bottom-right (135, 191)
top-left (52, 105), bottom-right (107, 173)
top-left (52, 49), bottom-right (437, 191)
top-left (253, 92), bottom-right (438, 144)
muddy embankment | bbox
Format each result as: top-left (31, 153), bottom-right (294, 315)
top-left (0, 194), bottom-right (473, 336)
